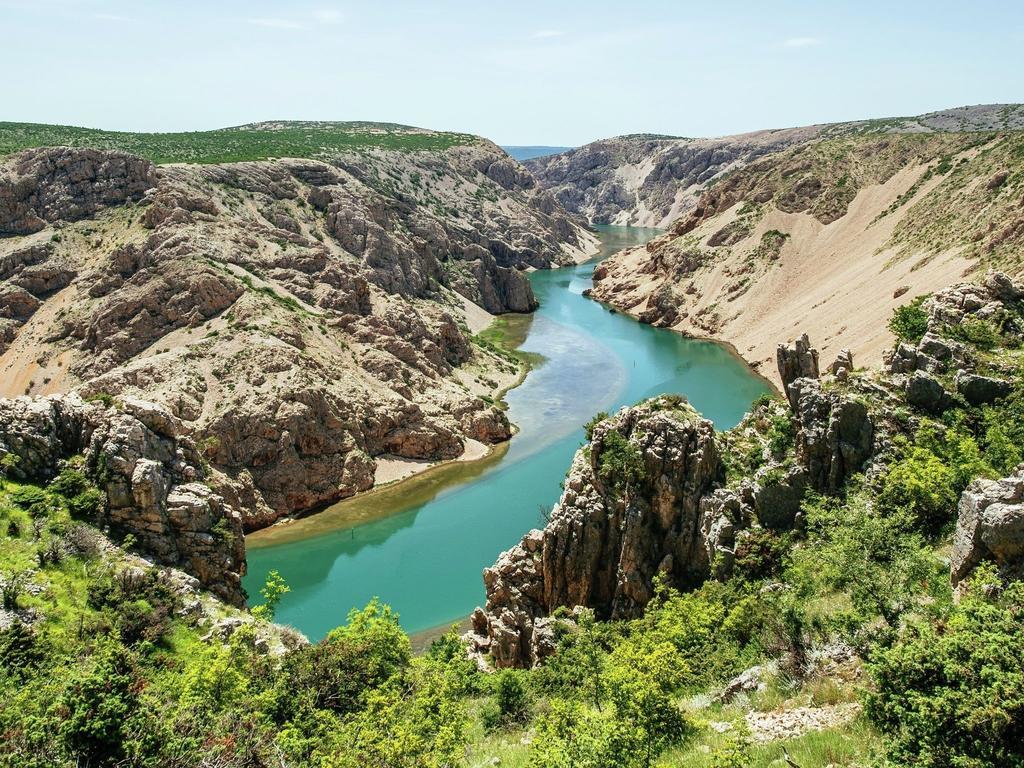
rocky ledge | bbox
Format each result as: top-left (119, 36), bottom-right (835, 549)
top-left (0, 393), bottom-right (246, 604)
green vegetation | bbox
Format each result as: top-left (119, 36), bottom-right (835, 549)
top-left (5, 301), bottom-right (1024, 767)
top-left (866, 566), bottom-right (1024, 768)
top-left (888, 294), bottom-right (930, 342)
top-left (597, 429), bottom-right (646, 493)
top-left (0, 121), bottom-right (477, 165)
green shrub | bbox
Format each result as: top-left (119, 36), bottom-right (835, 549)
top-left (9, 487), bottom-right (46, 509)
top-left (946, 316), bottom-right (1003, 350)
top-left (888, 295), bottom-right (930, 343)
top-left (597, 430), bottom-right (645, 493)
top-left (795, 492), bottom-right (934, 627)
top-left (482, 669), bottom-right (531, 730)
top-left (59, 640), bottom-right (141, 766)
top-left (865, 568), bottom-right (1024, 767)
top-left (878, 448), bottom-right (958, 534)
top-left (584, 411), bottom-right (609, 441)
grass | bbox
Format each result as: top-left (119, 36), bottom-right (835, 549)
top-left (474, 314), bottom-right (545, 371)
top-left (0, 121), bottom-right (478, 164)
top-left (661, 717), bottom-right (884, 767)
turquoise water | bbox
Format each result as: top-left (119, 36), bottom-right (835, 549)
top-left (243, 227), bottom-right (771, 639)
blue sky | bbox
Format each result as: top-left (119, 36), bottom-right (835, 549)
top-left (2, 0), bottom-right (1022, 145)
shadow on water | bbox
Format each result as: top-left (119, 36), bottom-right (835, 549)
top-left (244, 226), bottom-right (772, 640)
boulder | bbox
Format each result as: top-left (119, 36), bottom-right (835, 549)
top-left (954, 371), bottom-right (1012, 406)
top-left (789, 379), bottom-right (873, 493)
top-left (905, 371), bottom-right (950, 413)
top-left (951, 468), bottom-right (1024, 587)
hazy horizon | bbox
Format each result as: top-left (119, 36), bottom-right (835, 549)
top-left (3, 0), bottom-right (1023, 146)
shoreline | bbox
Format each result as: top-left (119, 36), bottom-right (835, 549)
top-left (584, 292), bottom-right (782, 398)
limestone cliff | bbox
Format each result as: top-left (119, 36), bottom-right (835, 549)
top-left (0, 128), bottom-right (596, 530)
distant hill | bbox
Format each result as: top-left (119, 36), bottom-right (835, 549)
top-left (0, 121), bottom-right (479, 165)
top-left (502, 145), bottom-right (573, 162)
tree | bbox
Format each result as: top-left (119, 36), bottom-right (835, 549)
top-left (251, 568), bottom-right (289, 621)
top-left (605, 637), bottom-right (689, 768)
top-left (888, 295), bottom-right (929, 342)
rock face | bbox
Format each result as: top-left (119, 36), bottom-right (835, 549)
top-left (0, 141), bottom-right (592, 529)
top-left (0, 394), bottom-right (246, 604)
top-left (468, 400), bottom-right (726, 667)
top-left (951, 468), bottom-right (1024, 587)
top-left (787, 379), bottom-right (873, 493)
top-left (0, 147), bottom-right (156, 235)
top-left (777, 334), bottom-right (820, 408)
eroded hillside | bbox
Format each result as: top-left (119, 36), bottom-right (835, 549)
top-left (0, 124), bottom-right (596, 532)
top-left (587, 124), bottom-right (1024, 384)
top-left (530, 104), bottom-right (1024, 229)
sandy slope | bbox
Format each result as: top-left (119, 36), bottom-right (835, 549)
top-left (594, 164), bottom-right (976, 387)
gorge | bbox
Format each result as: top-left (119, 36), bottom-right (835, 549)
top-left (244, 226), bottom-right (771, 638)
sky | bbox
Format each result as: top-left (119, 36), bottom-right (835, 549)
top-left (2, 0), bottom-right (1023, 146)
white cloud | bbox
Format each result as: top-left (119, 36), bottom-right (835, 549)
top-left (313, 8), bottom-right (344, 24)
top-left (248, 17), bottom-right (307, 30)
top-left (532, 29), bottom-right (563, 39)
top-left (94, 12), bottom-right (131, 22)
top-left (783, 36), bottom-right (822, 48)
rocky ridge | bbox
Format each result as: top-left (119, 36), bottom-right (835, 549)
top-left (529, 104), bottom-right (1024, 229)
top-left (0, 138), bottom-right (596, 532)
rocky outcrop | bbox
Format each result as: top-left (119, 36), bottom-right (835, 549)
top-left (777, 335), bottom-right (874, 493)
top-left (951, 468), bottom-right (1024, 587)
top-left (787, 378), bottom-right (873, 494)
top-left (0, 141), bottom-right (592, 529)
top-left (777, 334), bottom-right (820, 408)
top-left (0, 394), bottom-right (246, 604)
top-left (1, 147), bottom-right (155, 235)
top-left (467, 399), bottom-right (726, 667)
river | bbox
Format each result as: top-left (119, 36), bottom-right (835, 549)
top-left (244, 226), bottom-right (771, 640)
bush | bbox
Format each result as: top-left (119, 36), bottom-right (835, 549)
top-left (597, 430), bottom-right (645, 493)
top-left (946, 316), bottom-right (1003, 350)
top-left (59, 640), bottom-right (141, 766)
top-left (9, 487), bottom-right (46, 509)
top-left (865, 568), bottom-right (1024, 767)
top-left (888, 295), bottom-right (930, 343)
top-left (878, 448), bottom-right (958, 534)
top-left (584, 411), bottom-right (609, 441)
top-left (482, 669), bottom-right (531, 730)
top-left (795, 492), bottom-right (934, 627)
